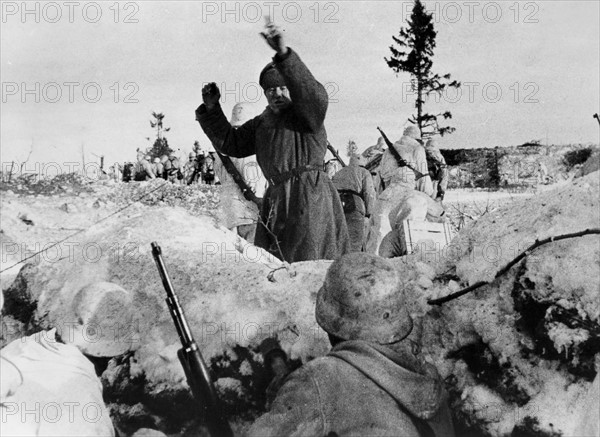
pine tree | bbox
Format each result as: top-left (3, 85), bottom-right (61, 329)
top-left (148, 112), bottom-right (173, 159)
top-left (386, 0), bottom-right (460, 139)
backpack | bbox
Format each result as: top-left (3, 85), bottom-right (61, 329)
top-left (338, 189), bottom-right (362, 214)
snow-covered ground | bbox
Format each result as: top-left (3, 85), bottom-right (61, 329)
top-left (1, 172), bottom-right (598, 436)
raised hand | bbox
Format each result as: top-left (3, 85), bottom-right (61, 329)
top-left (202, 82), bottom-right (221, 109)
top-left (260, 18), bottom-right (288, 56)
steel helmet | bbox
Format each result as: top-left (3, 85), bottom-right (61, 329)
top-left (426, 139), bottom-right (445, 163)
top-left (316, 253), bottom-right (413, 344)
top-left (67, 282), bottom-right (137, 357)
top-left (403, 125), bottom-right (421, 140)
top-left (230, 102), bottom-right (256, 127)
top-left (425, 139), bottom-right (439, 151)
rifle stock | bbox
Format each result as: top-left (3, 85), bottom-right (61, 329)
top-left (327, 142), bottom-right (346, 167)
top-left (151, 242), bottom-right (233, 437)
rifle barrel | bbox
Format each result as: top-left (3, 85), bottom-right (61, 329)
top-left (150, 242), bottom-right (233, 437)
top-left (151, 242), bottom-right (195, 346)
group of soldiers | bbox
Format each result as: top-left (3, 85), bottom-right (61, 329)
top-left (326, 130), bottom-right (449, 255)
top-left (113, 148), bottom-right (218, 185)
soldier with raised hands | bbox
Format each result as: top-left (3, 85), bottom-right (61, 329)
top-left (196, 19), bottom-right (349, 263)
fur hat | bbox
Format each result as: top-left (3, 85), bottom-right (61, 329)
top-left (259, 63), bottom-right (286, 90)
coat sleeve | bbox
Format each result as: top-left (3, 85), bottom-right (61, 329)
top-left (274, 48), bottom-right (328, 133)
top-left (439, 157), bottom-right (449, 193)
top-left (361, 168), bottom-right (377, 217)
top-left (245, 367), bottom-right (325, 437)
top-left (195, 104), bottom-right (257, 158)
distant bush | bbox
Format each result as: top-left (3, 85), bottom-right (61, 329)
top-left (563, 147), bottom-right (592, 170)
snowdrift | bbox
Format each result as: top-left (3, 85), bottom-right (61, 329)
top-left (419, 171), bottom-right (599, 436)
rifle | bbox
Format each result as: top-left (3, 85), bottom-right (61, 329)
top-left (151, 242), bottom-right (233, 437)
top-left (213, 151), bottom-right (263, 209)
top-left (594, 113), bottom-right (600, 127)
top-left (365, 154), bottom-right (383, 173)
top-left (327, 142), bottom-right (346, 167)
top-left (376, 126), bottom-right (426, 180)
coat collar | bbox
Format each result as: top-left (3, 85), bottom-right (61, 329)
top-left (329, 339), bottom-right (445, 420)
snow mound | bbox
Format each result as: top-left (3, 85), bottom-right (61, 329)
top-left (2, 203), bottom-right (331, 434)
top-left (419, 171), bottom-right (600, 436)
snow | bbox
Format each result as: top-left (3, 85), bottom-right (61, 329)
top-left (1, 171), bottom-right (598, 436)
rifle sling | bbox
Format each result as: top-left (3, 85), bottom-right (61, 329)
top-left (377, 127), bottom-right (425, 179)
top-left (388, 144), bottom-right (425, 179)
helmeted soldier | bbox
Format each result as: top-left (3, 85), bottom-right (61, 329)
top-left (378, 125), bottom-right (434, 196)
top-left (164, 152), bottom-right (183, 184)
top-left (144, 155), bottom-right (156, 180)
top-left (134, 153), bottom-right (156, 181)
top-left (1, 282), bottom-right (137, 436)
top-left (184, 152), bottom-right (200, 185)
top-left (363, 136), bottom-right (387, 161)
top-left (425, 139), bottom-right (449, 201)
top-left (228, 102), bottom-right (267, 198)
top-left (368, 125), bottom-right (444, 254)
top-left (153, 157), bottom-right (164, 180)
top-left (201, 151), bottom-right (217, 185)
top-left (332, 155), bottom-right (377, 252)
top-left (248, 253), bottom-right (455, 437)
top-left (158, 154), bottom-right (169, 179)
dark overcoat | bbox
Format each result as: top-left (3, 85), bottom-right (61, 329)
top-left (197, 49), bottom-right (349, 262)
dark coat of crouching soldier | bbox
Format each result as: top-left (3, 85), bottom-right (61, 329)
top-left (247, 253), bottom-right (455, 437)
top-left (196, 21), bottom-right (349, 263)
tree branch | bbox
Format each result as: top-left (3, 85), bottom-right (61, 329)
top-left (428, 229), bottom-right (600, 305)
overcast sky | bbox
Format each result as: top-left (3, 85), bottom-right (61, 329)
top-left (1, 1), bottom-right (599, 170)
